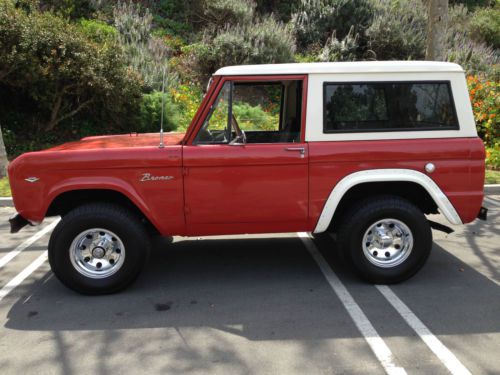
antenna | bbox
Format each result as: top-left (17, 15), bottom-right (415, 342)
top-left (159, 65), bottom-right (167, 149)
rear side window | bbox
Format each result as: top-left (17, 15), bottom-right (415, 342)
top-left (323, 82), bottom-right (459, 133)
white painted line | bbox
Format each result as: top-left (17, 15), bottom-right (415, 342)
top-left (484, 197), bottom-right (500, 208)
top-left (0, 218), bottom-right (60, 269)
top-left (376, 285), bottom-right (471, 375)
top-left (298, 232), bottom-right (407, 375)
top-left (0, 251), bottom-right (48, 302)
top-left (0, 197), bottom-right (11, 200)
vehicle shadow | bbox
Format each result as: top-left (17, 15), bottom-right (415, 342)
top-left (5, 229), bottom-right (500, 339)
top-left (3, 227), bottom-right (500, 374)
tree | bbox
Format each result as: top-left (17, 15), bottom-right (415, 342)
top-left (0, 124), bottom-right (7, 177)
top-left (425, 0), bottom-right (448, 60)
top-left (0, 0), bottom-right (142, 132)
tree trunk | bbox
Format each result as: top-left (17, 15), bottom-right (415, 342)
top-left (425, 0), bottom-right (448, 61)
top-left (0, 124), bottom-right (8, 177)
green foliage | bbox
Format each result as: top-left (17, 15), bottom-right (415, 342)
top-left (467, 76), bottom-right (499, 150)
top-left (170, 84), bottom-right (203, 130)
top-left (39, 0), bottom-right (98, 19)
top-left (1, 0), bottom-right (499, 159)
top-left (485, 169), bottom-right (500, 182)
top-left (318, 26), bottom-right (359, 62)
top-left (0, 0), bottom-right (142, 133)
top-left (137, 91), bottom-right (180, 132)
top-left (233, 102), bottom-right (278, 131)
top-left (78, 18), bottom-right (117, 43)
top-left (487, 148), bottom-right (500, 169)
top-left (445, 5), bottom-right (499, 75)
top-left (186, 16), bottom-right (295, 83)
top-left (469, 6), bottom-right (500, 49)
top-left (291, 0), bottom-right (373, 52)
top-left (201, 0), bottom-right (255, 29)
top-left (366, 0), bottom-right (427, 60)
top-left (255, 0), bottom-right (301, 22)
top-left (113, 1), bottom-right (171, 91)
top-left (0, 176), bottom-right (10, 197)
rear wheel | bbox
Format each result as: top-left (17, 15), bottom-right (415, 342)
top-left (337, 196), bottom-right (432, 284)
top-left (48, 203), bottom-right (150, 294)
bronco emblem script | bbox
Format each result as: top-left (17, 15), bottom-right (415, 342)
top-left (140, 173), bottom-right (174, 182)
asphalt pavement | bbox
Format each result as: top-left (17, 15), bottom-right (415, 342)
top-left (0, 196), bottom-right (499, 375)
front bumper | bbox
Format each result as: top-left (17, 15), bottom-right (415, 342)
top-left (9, 213), bottom-right (32, 233)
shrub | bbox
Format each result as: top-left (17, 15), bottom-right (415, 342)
top-left (467, 76), bottom-right (499, 151)
top-left (170, 84), bottom-right (203, 130)
top-left (255, 0), bottom-right (301, 22)
top-left (291, 0), bottom-right (373, 52)
top-left (78, 18), bottom-right (117, 43)
top-left (486, 147), bottom-right (500, 169)
top-left (318, 26), bottom-right (359, 62)
top-left (185, 16), bottom-right (295, 83)
top-left (446, 31), bottom-right (499, 75)
top-left (137, 91), bottom-right (180, 132)
top-left (469, 6), bottom-right (500, 49)
top-left (233, 102), bottom-right (278, 130)
top-left (0, 0), bottom-right (142, 133)
top-left (201, 0), bottom-right (255, 29)
top-left (114, 1), bottom-right (170, 91)
top-left (444, 5), bottom-right (499, 75)
top-left (366, 0), bottom-right (427, 60)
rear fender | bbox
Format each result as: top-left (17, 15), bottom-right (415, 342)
top-left (314, 169), bottom-right (462, 233)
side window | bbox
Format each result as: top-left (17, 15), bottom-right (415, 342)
top-left (232, 83), bottom-right (281, 132)
top-left (323, 82), bottom-right (459, 133)
top-left (195, 82), bottom-right (231, 144)
top-left (195, 80), bottom-right (303, 144)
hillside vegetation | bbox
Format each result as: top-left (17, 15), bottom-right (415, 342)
top-left (0, 0), bottom-right (498, 167)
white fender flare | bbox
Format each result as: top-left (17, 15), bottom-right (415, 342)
top-left (313, 169), bottom-right (462, 233)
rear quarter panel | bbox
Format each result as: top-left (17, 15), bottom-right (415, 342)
top-left (308, 137), bottom-right (485, 228)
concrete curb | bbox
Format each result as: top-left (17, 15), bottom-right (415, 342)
top-left (0, 185), bottom-right (499, 208)
top-left (485, 184), bottom-right (500, 195)
top-left (0, 197), bottom-right (13, 207)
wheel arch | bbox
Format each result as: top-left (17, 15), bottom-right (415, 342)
top-left (46, 188), bottom-right (160, 235)
top-left (313, 169), bottom-right (462, 233)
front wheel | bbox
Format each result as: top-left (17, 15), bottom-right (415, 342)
top-left (48, 203), bottom-right (150, 294)
top-left (337, 196), bottom-right (432, 284)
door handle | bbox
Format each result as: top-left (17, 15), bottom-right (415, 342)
top-left (285, 147), bottom-right (305, 158)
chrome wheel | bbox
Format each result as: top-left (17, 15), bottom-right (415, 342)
top-left (69, 228), bottom-right (125, 279)
top-left (362, 218), bottom-right (413, 268)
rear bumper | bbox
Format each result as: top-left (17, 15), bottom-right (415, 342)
top-left (9, 213), bottom-right (32, 233)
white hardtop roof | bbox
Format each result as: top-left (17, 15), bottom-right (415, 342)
top-left (214, 61), bottom-right (464, 76)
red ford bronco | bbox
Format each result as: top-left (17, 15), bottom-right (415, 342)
top-left (8, 61), bottom-right (487, 294)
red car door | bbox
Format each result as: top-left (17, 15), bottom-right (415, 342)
top-left (183, 75), bottom-right (309, 235)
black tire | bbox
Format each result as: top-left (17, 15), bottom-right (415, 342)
top-left (337, 195), bottom-right (432, 284)
top-left (48, 203), bottom-right (150, 295)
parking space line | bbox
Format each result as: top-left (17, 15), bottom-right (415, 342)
top-left (376, 285), bottom-right (471, 375)
top-left (0, 251), bottom-right (48, 302)
top-left (298, 232), bottom-right (407, 375)
top-left (0, 218), bottom-right (60, 269)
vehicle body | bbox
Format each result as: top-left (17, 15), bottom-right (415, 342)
top-left (8, 61), bottom-right (487, 294)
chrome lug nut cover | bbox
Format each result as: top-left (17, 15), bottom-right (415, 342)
top-left (362, 219), bottom-right (413, 268)
top-left (70, 228), bottom-right (125, 279)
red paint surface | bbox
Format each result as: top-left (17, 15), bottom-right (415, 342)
top-left (8, 74), bottom-right (485, 236)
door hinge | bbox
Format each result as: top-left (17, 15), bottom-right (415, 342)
top-left (183, 167), bottom-right (189, 176)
